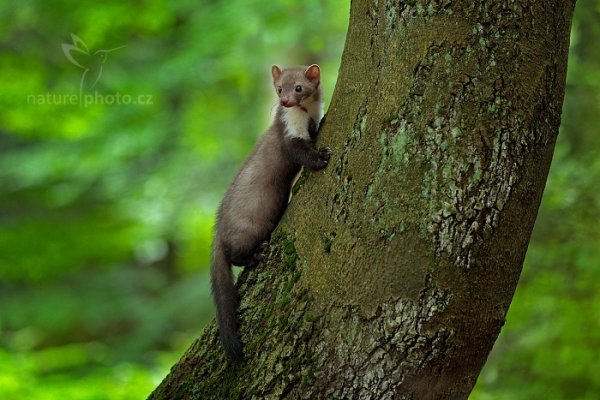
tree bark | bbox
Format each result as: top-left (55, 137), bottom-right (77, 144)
top-left (150, 0), bottom-right (575, 398)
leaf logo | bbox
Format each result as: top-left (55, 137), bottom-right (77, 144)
top-left (62, 33), bottom-right (125, 93)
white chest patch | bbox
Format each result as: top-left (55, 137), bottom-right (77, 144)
top-left (281, 101), bottom-right (323, 141)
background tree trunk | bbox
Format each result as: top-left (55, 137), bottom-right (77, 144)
top-left (150, 0), bottom-right (575, 398)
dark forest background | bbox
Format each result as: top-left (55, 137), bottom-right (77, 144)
top-left (0, 1), bottom-right (598, 398)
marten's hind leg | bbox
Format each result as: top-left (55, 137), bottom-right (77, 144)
top-left (231, 241), bottom-right (268, 268)
top-left (228, 234), bottom-right (269, 268)
top-left (243, 241), bottom-right (268, 268)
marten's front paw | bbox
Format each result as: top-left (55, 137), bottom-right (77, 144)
top-left (319, 147), bottom-right (332, 161)
top-left (315, 147), bottom-right (332, 169)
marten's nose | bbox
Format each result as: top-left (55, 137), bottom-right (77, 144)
top-left (280, 98), bottom-right (290, 107)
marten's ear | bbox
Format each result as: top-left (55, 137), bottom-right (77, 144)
top-left (271, 65), bottom-right (282, 81)
top-left (304, 64), bottom-right (320, 84)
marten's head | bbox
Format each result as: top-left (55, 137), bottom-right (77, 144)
top-left (271, 64), bottom-right (320, 109)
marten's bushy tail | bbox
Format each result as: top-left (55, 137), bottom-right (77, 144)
top-left (211, 241), bottom-right (243, 361)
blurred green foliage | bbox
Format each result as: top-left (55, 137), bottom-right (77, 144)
top-left (0, 0), bottom-right (348, 398)
top-left (0, 0), bottom-right (598, 399)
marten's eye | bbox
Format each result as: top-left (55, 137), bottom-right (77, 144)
top-left (277, 87), bottom-right (282, 94)
top-left (295, 85), bottom-right (302, 93)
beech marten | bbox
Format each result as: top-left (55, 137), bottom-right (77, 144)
top-left (211, 64), bottom-right (330, 361)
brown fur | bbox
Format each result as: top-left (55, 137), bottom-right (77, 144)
top-left (211, 65), bottom-right (330, 361)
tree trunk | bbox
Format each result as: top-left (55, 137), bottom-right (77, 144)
top-left (150, 0), bottom-right (575, 398)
